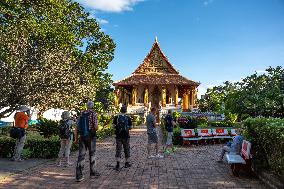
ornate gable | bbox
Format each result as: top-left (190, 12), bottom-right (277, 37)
top-left (133, 39), bottom-right (179, 74)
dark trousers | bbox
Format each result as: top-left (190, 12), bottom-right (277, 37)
top-left (76, 136), bottom-right (96, 179)
top-left (115, 138), bottom-right (130, 159)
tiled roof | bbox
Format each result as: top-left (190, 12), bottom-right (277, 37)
top-left (114, 74), bottom-right (200, 86)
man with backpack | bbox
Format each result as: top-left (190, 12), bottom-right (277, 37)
top-left (112, 105), bottom-right (132, 171)
top-left (75, 101), bottom-right (100, 182)
top-left (163, 110), bottom-right (176, 154)
top-left (57, 111), bottom-right (76, 166)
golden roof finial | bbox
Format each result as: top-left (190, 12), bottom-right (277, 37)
top-left (155, 36), bottom-right (158, 43)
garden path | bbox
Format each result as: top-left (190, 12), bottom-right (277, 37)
top-left (0, 126), bottom-right (266, 189)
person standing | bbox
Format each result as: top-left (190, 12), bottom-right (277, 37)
top-left (146, 107), bottom-right (163, 158)
top-left (112, 105), bottom-right (132, 171)
top-left (11, 105), bottom-right (31, 162)
top-left (75, 101), bottom-right (100, 182)
top-left (57, 111), bottom-right (76, 166)
top-left (163, 110), bottom-right (176, 154)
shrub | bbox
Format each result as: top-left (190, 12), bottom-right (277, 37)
top-left (96, 124), bottom-right (115, 139)
top-left (173, 126), bottom-right (182, 145)
top-left (98, 114), bottom-right (113, 127)
top-left (0, 134), bottom-right (60, 158)
top-left (130, 115), bottom-right (142, 126)
top-left (35, 118), bottom-right (59, 138)
top-left (177, 117), bottom-right (188, 128)
top-left (243, 117), bottom-right (284, 176)
top-left (172, 111), bottom-right (181, 121)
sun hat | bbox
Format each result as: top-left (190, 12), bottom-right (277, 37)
top-left (18, 105), bottom-right (30, 112)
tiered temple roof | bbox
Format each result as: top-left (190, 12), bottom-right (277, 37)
top-left (114, 38), bottom-right (199, 86)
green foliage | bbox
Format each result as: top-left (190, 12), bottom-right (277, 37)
top-left (130, 115), bottom-right (142, 126)
top-left (96, 124), bottom-right (115, 140)
top-left (0, 134), bottom-right (60, 158)
top-left (198, 66), bottom-right (284, 118)
top-left (173, 126), bottom-right (182, 145)
top-left (172, 111), bottom-right (181, 121)
top-left (35, 118), bottom-right (59, 138)
top-left (98, 114), bottom-right (113, 126)
top-left (209, 121), bottom-right (230, 127)
top-left (243, 118), bottom-right (284, 175)
top-left (0, 0), bottom-right (115, 116)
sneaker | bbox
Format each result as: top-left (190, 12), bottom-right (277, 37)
top-left (17, 158), bottom-right (24, 162)
top-left (164, 150), bottom-right (171, 154)
top-left (10, 157), bottom-right (16, 161)
top-left (76, 177), bottom-right (84, 182)
top-left (148, 155), bottom-right (156, 159)
top-left (124, 162), bottom-right (131, 168)
top-left (115, 164), bottom-right (120, 171)
top-left (156, 154), bottom-right (164, 158)
top-left (90, 172), bottom-right (100, 178)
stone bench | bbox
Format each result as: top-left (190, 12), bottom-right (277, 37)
top-left (225, 140), bottom-right (253, 176)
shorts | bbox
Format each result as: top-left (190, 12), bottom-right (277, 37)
top-left (166, 132), bottom-right (173, 145)
top-left (148, 132), bottom-right (158, 144)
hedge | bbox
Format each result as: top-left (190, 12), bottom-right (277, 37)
top-left (243, 117), bottom-right (284, 176)
top-left (0, 124), bottom-right (115, 159)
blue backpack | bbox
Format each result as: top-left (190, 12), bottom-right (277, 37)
top-left (78, 112), bottom-right (90, 137)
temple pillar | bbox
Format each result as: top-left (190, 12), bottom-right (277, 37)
top-left (175, 86), bottom-right (178, 107)
top-left (182, 89), bottom-right (189, 110)
top-left (192, 88), bottom-right (196, 107)
top-left (132, 86), bottom-right (137, 106)
top-left (114, 87), bottom-right (119, 106)
top-left (162, 86), bottom-right (166, 107)
top-left (144, 86), bottom-right (149, 106)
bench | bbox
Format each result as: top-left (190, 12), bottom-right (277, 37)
top-left (181, 129), bottom-right (200, 145)
top-left (225, 140), bottom-right (253, 176)
top-left (197, 129), bottom-right (213, 144)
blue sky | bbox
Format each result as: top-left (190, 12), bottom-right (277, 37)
top-left (76, 0), bottom-right (284, 98)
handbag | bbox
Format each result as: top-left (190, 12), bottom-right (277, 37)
top-left (10, 127), bottom-right (25, 139)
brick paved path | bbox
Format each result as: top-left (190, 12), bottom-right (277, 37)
top-left (0, 126), bottom-right (266, 189)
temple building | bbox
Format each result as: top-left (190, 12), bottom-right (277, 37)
top-left (113, 38), bottom-right (200, 115)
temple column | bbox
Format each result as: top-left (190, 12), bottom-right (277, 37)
top-left (175, 86), bottom-right (179, 107)
top-left (144, 86), bottom-right (149, 106)
top-left (162, 86), bottom-right (166, 107)
top-left (132, 86), bottom-right (137, 106)
top-left (192, 87), bottom-right (196, 107)
top-left (114, 87), bottom-right (119, 106)
top-left (182, 89), bottom-right (189, 110)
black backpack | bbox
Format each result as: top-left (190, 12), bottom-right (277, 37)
top-left (164, 115), bottom-right (172, 129)
top-left (78, 111), bottom-right (92, 137)
top-left (116, 115), bottom-right (129, 138)
top-left (59, 120), bottom-right (71, 139)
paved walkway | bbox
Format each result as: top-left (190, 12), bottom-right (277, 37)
top-left (0, 127), bottom-right (266, 189)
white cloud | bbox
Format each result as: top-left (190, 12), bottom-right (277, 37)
top-left (76, 0), bottom-right (144, 12)
top-left (256, 70), bottom-right (268, 75)
top-left (97, 18), bottom-right (109, 24)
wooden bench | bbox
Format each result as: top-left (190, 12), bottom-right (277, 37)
top-left (225, 140), bottom-right (253, 176)
top-left (181, 129), bottom-right (200, 145)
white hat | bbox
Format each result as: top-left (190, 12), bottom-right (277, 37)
top-left (19, 105), bottom-right (30, 112)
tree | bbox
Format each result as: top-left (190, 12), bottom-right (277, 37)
top-left (0, 0), bottom-right (115, 116)
top-left (199, 66), bottom-right (284, 118)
